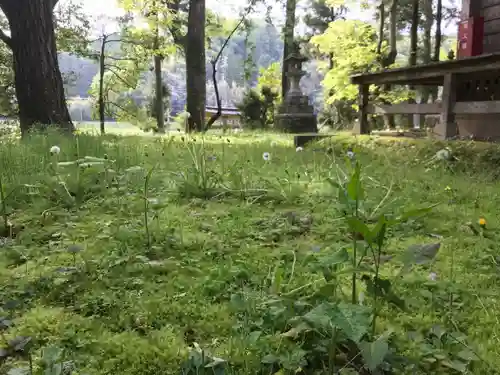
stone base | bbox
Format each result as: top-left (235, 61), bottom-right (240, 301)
top-left (294, 134), bottom-right (330, 148)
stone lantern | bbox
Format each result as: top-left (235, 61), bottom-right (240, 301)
top-left (275, 48), bottom-right (318, 135)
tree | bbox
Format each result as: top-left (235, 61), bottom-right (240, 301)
top-left (281, 0), bottom-right (297, 99)
top-left (0, 0), bottom-right (74, 134)
top-left (185, 0), bottom-right (206, 132)
top-left (303, 0), bottom-right (346, 69)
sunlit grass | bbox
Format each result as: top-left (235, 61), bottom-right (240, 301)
top-left (0, 130), bottom-right (499, 374)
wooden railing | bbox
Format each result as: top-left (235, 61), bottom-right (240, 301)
top-left (366, 101), bottom-right (500, 115)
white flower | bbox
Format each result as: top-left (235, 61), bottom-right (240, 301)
top-left (436, 148), bottom-right (451, 160)
top-left (270, 141), bottom-right (277, 147)
top-left (262, 152), bottom-right (271, 161)
top-left (186, 112), bottom-right (191, 118)
top-left (347, 150), bottom-right (355, 159)
top-left (50, 145), bottom-right (60, 155)
top-left (296, 146), bottom-right (303, 152)
top-left (428, 272), bottom-right (437, 281)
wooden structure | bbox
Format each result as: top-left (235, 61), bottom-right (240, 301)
top-left (351, 0), bottom-right (500, 140)
top-left (205, 106), bottom-right (241, 128)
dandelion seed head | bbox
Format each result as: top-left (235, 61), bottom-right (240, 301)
top-left (50, 145), bottom-right (61, 155)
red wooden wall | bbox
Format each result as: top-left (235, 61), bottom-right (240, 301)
top-left (462, 0), bottom-right (500, 53)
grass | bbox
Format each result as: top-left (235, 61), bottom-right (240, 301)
top-left (0, 130), bottom-right (500, 374)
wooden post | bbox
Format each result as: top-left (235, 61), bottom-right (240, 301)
top-left (353, 84), bottom-right (369, 134)
top-left (436, 73), bottom-right (458, 139)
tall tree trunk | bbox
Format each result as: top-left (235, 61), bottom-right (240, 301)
top-left (376, 2), bottom-right (385, 55)
top-left (98, 35), bottom-right (106, 134)
top-left (154, 55), bottom-right (165, 132)
top-left (383, 0), bottom-right (398, 129)
top-left (409, 0), bottom-right (419, 67)
top-left (406, 0), bottom-right (419, 128)
top-left (417, 0), bottom-right (433, 127)
top-left (0, 0), bottom-right (74, 135)
top-left (153, 9), bottom-right (165, 133)
top-left (186, 0), bottom-right (206, 132)
top-left (433, 0), bottom-right (443, 62)
top-left (282, 0), bottom-right (297, 99)
top-left (430, 0), bottom-right (443, 102)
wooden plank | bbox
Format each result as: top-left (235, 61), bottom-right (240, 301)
top-left (482, 0), bottom-right (500, 8)
top-left (454, 100), bottom-right (500, 113)
top-left (483, 34), bottom-right (500, 53)
top-left (481, 4), bottom-right (500, 20)
top-left (350, 53), bottom-right (500, 86)
top-left (366, 103), bottom-right (441, 114)
top-left (483, 20), bottom-right (500, 35)
top-left (435, 73), bottom-right (458, 139)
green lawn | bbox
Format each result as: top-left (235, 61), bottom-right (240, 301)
top-left (0, 131), bottom-right (499, 374)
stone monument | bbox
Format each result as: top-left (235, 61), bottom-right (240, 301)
top-left (275, 47), bottom-right (318, 136)
top-left (275, 44), bottom-right (318, 147)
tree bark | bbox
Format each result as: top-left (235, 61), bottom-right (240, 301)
top-left (433, 0), bottom-right (443, 62)
top-left (430, 0), bottom-right (443, 102)
top-left (153, 7), bottom-right (165, 133)
top-left (186, 0), bottom-right (206, 132)
top-left (98, 35), bottom-right (106, 134)
top-left (282, 0), bottom-right (297, 99)
top-left (417, 0), bottom-right (433, 126)
top-left (0, 0), bottom-right (74, 135)
top-left (409, 0), bottom-right (419, 67)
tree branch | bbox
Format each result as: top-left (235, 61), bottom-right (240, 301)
top-left (105, 66), bottom-right (137, 89)
top-left (205, 0), bottom-right (257, 131)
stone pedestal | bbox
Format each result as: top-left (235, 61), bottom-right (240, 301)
top-left (275, 52), bottom-right (317, 134)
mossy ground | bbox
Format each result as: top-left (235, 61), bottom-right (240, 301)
top-left (0, 130), bottom-right (499, 374)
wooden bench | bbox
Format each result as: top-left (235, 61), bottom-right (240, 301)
top-left (350, 53), bottom-right (500, 140)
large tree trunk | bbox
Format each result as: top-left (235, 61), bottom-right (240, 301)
top-left (408, 0), bottom-right (419, 67)
top-left (406, 0), bottom-right (419, 128)
top-left (0, 0), bottom-right (74, 135)
top-left (430, 0), bottom-right (443, 102)
top-left (186, 0), bottom-right (206, 132)
top-left (417, 0), bottom-right (433, 127)
top-left (282, 0), bottom-right (297, 99)
top-left (153, 9), bottom-right (165, 133)
top-left (98, 35), bottom-right (106, 134)
top-left (382, 0), bottom-right (398, 129)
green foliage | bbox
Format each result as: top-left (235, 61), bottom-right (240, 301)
top-left (311, 19), bottom-right (381, 104)
top-left (256, 62), bottom-right (281, 98)
top-left (237, 87), bottom-right (277, 129)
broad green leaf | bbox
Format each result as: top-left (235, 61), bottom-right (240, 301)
top-left (261, 354), bottom-right (279, 364)
top-left (271, 265), bottom-right (283, 294)
top-left (7, 369), bottom-right (29, 375)
top-left (302, 302), bottom-right (371, 343)
top-left (332, 302), bottom-right (371, 343)
top-left (364, 277), bottom-right (405, 310)
top-left (248, 331), bottom-right (262, 344)
top-left (359, 338), bottom-right (389, 371)
top-left (456, 349), bottom-right (478, 362)
top-left (320, 248), bottom-right (349, 265)
top-left (346, 217), bottom-right (372, 243)
top-left (401, 243), bottom-right (441, 269)
top-left (371, 215), bottom-right (387, 248)
top-left (346, 162), bottom-right (363, 202)
top-left (394, 204), bottom-right (438, 223)
top-left (442, 360), bottom-right (468, 373)
top-left (42, 346), bottom-right (62, 365)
